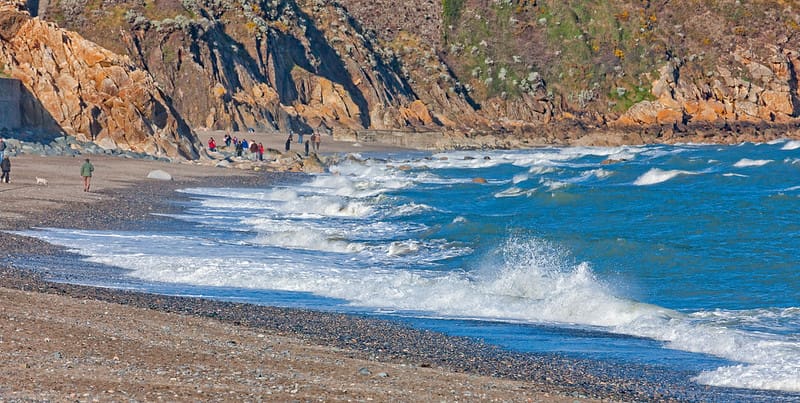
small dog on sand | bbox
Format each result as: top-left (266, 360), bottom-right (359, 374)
top-left (35, 177), bottom-right (48, 186)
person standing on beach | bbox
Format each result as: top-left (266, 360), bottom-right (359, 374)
top-left (0, 156), bottom-right (10, 183)
top-left (0, 138), bottom-right (6, 161)
top-left (249, 140), bottom-right (258, 160)
top-left (313, 132), bottom-right (321, 152)
top-left (235, 140), bottom-right (243, 157)
top-left (285, 133), bottom-right (292, 152)
top-left (258, 142), bottom-right (264, 161)
top-left (304, 140), bottom-right (310, 156)
top-left (81, 158), bottom-right (94, 192)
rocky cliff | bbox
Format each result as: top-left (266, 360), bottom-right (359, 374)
top-left (0, 1), bottom-right (201, 159)
top-left (36, 0), bottom-right (456, 138)
top-left (4, 0), bottom-right (800, 154)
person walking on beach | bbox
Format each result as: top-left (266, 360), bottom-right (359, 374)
top-left (258, 142), bottom-right (264, 161)
top-left (81, 158), bottom-right (94, 192)
top-left (285, 133), bottom-right (292, 152)
top-left (0, 138), bottom-right (6, 161)
top-left (304, 139), bottom-right (310, 156)
top-left (0, 156), bottom-right (10, 183)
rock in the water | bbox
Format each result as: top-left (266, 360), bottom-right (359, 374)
top-left (472, 177), bottom-right (487, 184)
top-left (146, 169), bottom-right (172, 181)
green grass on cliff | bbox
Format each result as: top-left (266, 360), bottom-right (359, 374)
top-left (441, 0), bottom-right (685, 112)
top-left (443, 0), bottom-right (466, 31)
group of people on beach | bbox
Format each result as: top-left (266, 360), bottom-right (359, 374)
top-left (0, 137), bottom-right (94, 191)
top-left (208, 134), bottom-right (265, 161)
top-left (209, 130), bottom-right (324, 159)
top-left (284, 131), bottom-right (322, 156)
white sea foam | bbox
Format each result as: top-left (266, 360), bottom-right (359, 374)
top-left (18, 226), bottom-right (800, 393)
top-left (387, 240), bottom-right (420, 256)
top-left (633, 168), bottom-right (697, 186)
top-left (693, 363), bottom-right (800, 392)
top-left (733, 158), bottom-right (773, 168)
top-left (253, 229), bottom-right (365, 253)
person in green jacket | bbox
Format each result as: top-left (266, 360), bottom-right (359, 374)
top-left (80, 158), bottom-right (94, 192)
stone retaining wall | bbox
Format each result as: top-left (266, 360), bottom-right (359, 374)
top-left (0, 78), bottom-right (21, 130)
top-left (355, 129), bottom-right (445, 149)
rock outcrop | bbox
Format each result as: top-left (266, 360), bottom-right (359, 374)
top-left (0, 2), bottom-right (201, 159)
top-left (101, 0), bottom-right (448, 139)
top-left (617, 47), bottom-right (800, 127)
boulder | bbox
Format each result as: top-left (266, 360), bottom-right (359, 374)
top-left (146, 170), bottom-right (173, 181)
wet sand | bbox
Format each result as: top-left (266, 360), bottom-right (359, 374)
top-left (0, 153), bottom-right (727, 401)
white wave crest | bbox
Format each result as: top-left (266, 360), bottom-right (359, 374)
top-left (392, 202), bottom-right (434, 217)
top-left (734, 158), bottom-right (773, 168)
top-left (494, 187), bottom-right (536, 198)
top-left (781, 140), bottom-right (800, 150)
top-left (633, 168), bottom-right (696, 186)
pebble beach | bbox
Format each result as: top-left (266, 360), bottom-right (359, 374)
top-left (0, 149), bottom-right (757, 402)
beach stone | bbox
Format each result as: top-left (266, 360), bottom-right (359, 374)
top-left (96, 137), bottom-right (118, 150)
top-left (146, 170), bottom-right (173, 181)
top-left (472, 177), bottom-right (487, 184)
top-left (357, 367), bottom-right (371, 376)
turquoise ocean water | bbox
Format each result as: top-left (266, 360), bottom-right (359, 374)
top-left (17, 140), bottom-right (800, 398)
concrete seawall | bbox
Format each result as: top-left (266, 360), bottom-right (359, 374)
top-left (0, 78), bottom-right (21, 130)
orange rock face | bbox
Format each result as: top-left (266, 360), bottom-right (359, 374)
top-left (0, 5), bottom-right (201, 159)
top-left (617, 47), bottom-right (800, 128)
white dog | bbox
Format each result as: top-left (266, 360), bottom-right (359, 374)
top-left (35, 177), bottom-right (48, 186)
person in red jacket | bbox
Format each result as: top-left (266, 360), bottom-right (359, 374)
top-left (208, 137), bottom-right (217, 151)
top-left (258, 142), bottom-right (264, 161)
